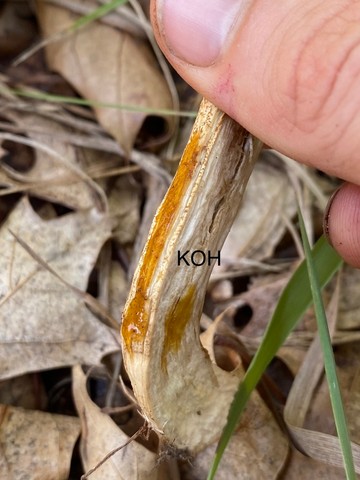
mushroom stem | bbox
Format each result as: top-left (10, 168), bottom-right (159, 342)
top-left (121, 99), bottom-right (262, 452)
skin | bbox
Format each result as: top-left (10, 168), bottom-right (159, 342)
top-left (150, 0), bottom-right (360, 268)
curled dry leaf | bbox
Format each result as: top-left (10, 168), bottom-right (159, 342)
top-left (109, 261), bottom-right (129, 319)
top-left (217, 158), bottom-right (297, 270)
top-left (0, 404), bottom-right (80, 480)
top-left (219, 273), bottom-right (291, 339)
top-left (0, 197), bottom-right (118, 380)
top-left (35, 1), bottom-right (174, 153)
top-left (186, 317), bottom-right (289, 478)
top-left (96, 240), bottom-right (129, 323)
top-left (72, 365), bottom-right (171, 480)
top-left (108, 174), bottom-right (141, 245)
top-left (1, 112), bottom-right (104, 210)
top-left (214, 271), bottom-right (315, 373)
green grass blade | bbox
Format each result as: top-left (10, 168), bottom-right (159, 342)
top-left (298, 211), bottom-right (355, 479)
top-left (68, 0), bottom-right (128, 33)
top-left (208, 235), bottom-right (343, 479)
top-left (6, 88), bottom-right (196, 118)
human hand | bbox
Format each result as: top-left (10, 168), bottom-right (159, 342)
top-left (150, 0), bottom-right (360, 268)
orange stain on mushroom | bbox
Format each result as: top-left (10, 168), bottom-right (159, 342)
top-left (121, 131), bottom-right (201, 353)
top-left (161, 284), bottom-right (196, 372)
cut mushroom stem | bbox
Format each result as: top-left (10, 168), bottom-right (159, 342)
top-left (121, 98), bottom-right (262, 452)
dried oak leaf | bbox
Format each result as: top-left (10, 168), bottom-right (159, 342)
top-left (0, 404), bottom-right (80, 480)
top-left (0, 197), bottom-right (118, 380)
top-left (72, 365), bottom-right (169, 480)
top-left (35, 1), bottom-right (174, 153)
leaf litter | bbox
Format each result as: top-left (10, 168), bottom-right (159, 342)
top-left (0, 197), bottom-right (118, 379)
top-left (0, 1), bottom-right (359, 478)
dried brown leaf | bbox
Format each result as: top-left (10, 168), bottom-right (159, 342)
top-left (1, 112), bottom-right (105, 210)
top-left (72, 365), bottom-right (167, 480)
top-left (283, 450), bottom-right (347, 480)
top-left (183, 317), bottom-right (290, 479)
top-left (0, 197), bottom-right (118, 379)
top-left (35, 1), bottom-right (174, 153)
top-left (96, 241), bottom-right (128, 323)
top-left (108, 260), bottom-right (128, 320)
top-left (284, 280), bottom-right (360, 473)
top-left (217, 159), bottom-right (296, 270)
top-left (108, 175), bottom-right (141, 245)
top-left (183, 429), bottom-right (287, 480)
top-left (220, 273), bottom-right (291, 339)
top-left (0, 404), bottom-right (80, 479)
top-left (44, 0), bottom-right (146, 38)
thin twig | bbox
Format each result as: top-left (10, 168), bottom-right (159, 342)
top-left (81, 424), bottom-right (149, 479)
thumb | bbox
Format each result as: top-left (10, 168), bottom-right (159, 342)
top-left (151, 0), bottom-right (360, 181)
top-left (151, 0), bottom-right (360, 268)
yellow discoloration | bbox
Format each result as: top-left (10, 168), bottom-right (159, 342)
top-left (161, 284), bottom-right (196, 372)
top-left (121, 131), bottom-right (201, 353)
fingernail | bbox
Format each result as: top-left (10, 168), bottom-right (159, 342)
top-left (157, 0), bottom-right (243, 67)
top-left (323, 185), bottom-right (342, 246)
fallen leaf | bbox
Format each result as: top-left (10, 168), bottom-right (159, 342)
top-left (35, 1), bottom-right (174, 153)
top-left (1, 112), bottom-right (105, 210)
top-left (284, 282), bottom-right (360, 473)
top-left (184, 316), bottom-right (290, 479)
top-left (0, 197), bottom-right (118, 380)
top-left (216, 158), bottom-right (297, 271)
top-left (0, 374), bottom-right (47, 410)
top-left (108, 260), bottom-right (128, 321)
top-left (0, 404), bottom-right (80, 479)
top-left (108, 174), bottom-right (141, 245)
top-left (182, 429), bottom-right (287, 480)
top-left (219, 273), bottom-right (292, 338)
top-left (72, 365), bottom-right (172, 479)
top-left (283, 450), bottom-right (347, 480)
top-left (96, 241), bottom-right (128, 323)
top-left (306, 342), bottom-right (360, 445)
